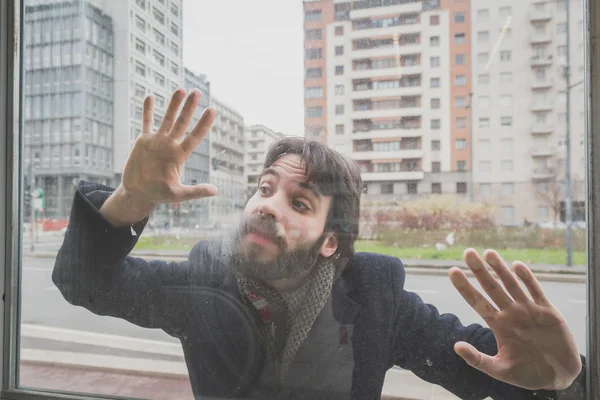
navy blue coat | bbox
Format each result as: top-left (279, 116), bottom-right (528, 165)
top-left (53, 183), bottom-right (585, 399)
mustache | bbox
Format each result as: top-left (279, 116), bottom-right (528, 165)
top-left (241, 215), bottom-right (287, 249)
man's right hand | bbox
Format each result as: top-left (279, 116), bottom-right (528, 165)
top-left (100, 88), bottom-right (218, 227)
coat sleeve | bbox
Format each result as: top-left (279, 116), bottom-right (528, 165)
top-left (390, 257), bottom-right (586, 400)
top-left (52, 181), bottom-right (194, 337)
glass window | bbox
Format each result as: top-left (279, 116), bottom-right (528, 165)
top-left (430, 36), bottom-right (440, 47)
top-left (430, 77), bottom-right (440, 87)
top-left (478, 74), bottom-right (490, 84)
top-left (479, 161), bottom-right (491, 172)
top-left (454, 33), bottom-right (466, 44)
top-left (430, 56), bottom-right (440, 67)
top-left (477, 9), bottom-right (489, 20)
top-left (454, 12), bottom-right (465, 23)
top-left (455, 139), bottom-right (467, 150)
top-left (454, 74), bottom-right (467, 86)
top-left (477, 31), bottom-right (489, 43)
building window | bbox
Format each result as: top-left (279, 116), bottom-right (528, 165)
top-left (335, 26), bottom-right (344, 36)
top-left (479, 139), bottom-right (490, 152)
top-left (155, 93), bottom-right (165, 108)
top-left (454, 54), bottom-right (466, 65)
top-left (456, 117), bottom-right (467, 128)
top-left (500, 95), bottom-right (513, 108)
top-left (477, 9), bottom-right (489, 20)
top-left (335, 46), bottom-right (344, 55)
top-left (501, 182), bottom-right (515, 195)
top-left (171, 2), bottom-right (179, 16)
top-left (454, 12), bottom-right (465, 23)
top-left (454, 33), bottom-right (466, 44)
top-left (430, 36), bottom-right (440, 47)
top-left (455, 139), bottom-right (467, 150)
top-left (430, 56), bottom-right (441, 67)
top-left (478, 52), bottom-right (490, 64)
top-left (335, 124), bottom-right (344, 135)
top-left (135, 61), bottom-right (145, 76)
top-left (381, 183), bottom-right (394, 194)
top-left (455, 96), bottom-right (467, 108)
top-left (478, 96), bottom-right (490, 109)
top-left (335, 65), bottom-right (344, 75)
top-left (478, 74), bottom-right (490, 84)
top-left (305, 29), bottom-right (322, 40)
top-left (407, 182), bottom-right (418, 194)
top-left (431, 98), bottom-right (440, 109)
top-left (335, 104), bottom-right (344, 115)
top-left (501, 138), bottom-right (514, 152)
top-left (136, 0), bottom-right (146, 9)
top-left (153, 7), bottom-right (165, 24)
top-left (431, 140), bottom-right (441, 151)
top-left (502, 206), bottom-right (515, 219)
top-left (134, 84), bottom-right (145, 98)
top-left (305, 68), bottom-right (322, 79)
top-left (154, 72), bottom-right (165, 87)
top-left (557, 23), bottom-right (567, 34)
top-left (135, 16), bottom-right (145, 31)
top-left (153, 50), bottom-right (165, 66)
top-left (305, 10), bottom-right (322, 22)
top-left (135, 38), bottom-right (146, 54)
top-left (335, 84), bottom-right (345, 95)
top-left (171, 61), bottom-right (179, 75)
top-left (432, 183), bottom-right (442, 194)
top-left (500, 50), bottom-right (512, 62)
top-left (454, 74), bottom-right (467, 86)
top-left (477, 31), bottom-right (490, 43)
top-left (501, 116), bottom-right (513, 126)
top-left (171, 41), bottom-right (179, 56)
top-left (500, 72), bottom-right (513, 83)
top-left (432, 162), bottom-right (441, 173)
top-left (499, 6), bottom-right (512, 17)
top-left (305, 106), bottom-right (323, 118)
top-left (154, 29), bottom-right (165, 46)
top-left (305, 87), bottom-right (324, 99)
top-left (430, 77), bottom-right (441, 88)
top-left (430, 15), bottom-right (440, 25)
top-left (305, 48), bottom-right (322, 60)
top-left (171, 23), bottom-right (179, 37)
top-left (479, 118), bottom-right (490, 128)
top-left (479, 161), bottom-right (491, 172)
top-left (456, 161), bottom-right (466, 171)
top-left (457, 182), bottom-right (467, 194)
top-left (431, 119), bottom-right (441, 130)
top-left (501, 160), bottom-right (514, 172)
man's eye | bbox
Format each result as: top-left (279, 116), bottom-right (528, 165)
top-left (292, 199), bottom-right (309, 211)
top-left (258, 186), bottom-right (271, 195)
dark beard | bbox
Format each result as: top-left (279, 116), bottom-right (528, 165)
top-left (231, 214), bottom-right (327, 281)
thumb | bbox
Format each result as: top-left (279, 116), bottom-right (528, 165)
top-left (176, 184), bottom-right (218, 201)
top-left (455, 341), bottom-right (502, 378)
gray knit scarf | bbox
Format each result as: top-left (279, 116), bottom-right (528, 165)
top-left (236, 259), bottom-right (335, 383)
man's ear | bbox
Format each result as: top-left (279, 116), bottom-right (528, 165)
top-left (320, 232), bottom-right (338, 258)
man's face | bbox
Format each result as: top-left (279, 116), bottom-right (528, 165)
top-left (232, 154), bottom-right (338, 281)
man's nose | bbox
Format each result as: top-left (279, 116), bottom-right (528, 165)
top-left (258, 193), bottom-right (283, 222)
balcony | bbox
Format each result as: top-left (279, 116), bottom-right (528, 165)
top-left (530, 32), bottom-right (553, 44)
top-left (352, 44), bottom-right (422, 59)
top-left (349, 1), bottom-right (422, 20)
top-left (350, 149), bottom-right (424, 161)
top-left (531, 79), bottom-right (554, 90)
top-left (350, 23), bottom-right (421, 39)
top-left (531, 147), bottom-right (555, 157)
top-left (352, 107), bottom-right (422, 120)
top-left (361, 171), bottom-right (425, 181)
top-left (529, 9), bottom-right (552, 22)
top-left (531, 124), bottom-right (553, 135)
top-left (531, 101), bottom-right (553, 112)
top-left (530, 55), bottom-right (553, 67)
top-left (352, 128), bottom-right (422, 140)
top-left (351, 85), bottom-right (422, 99)
top-left (350, 65), bottom-right (422, 79)
top-left (532, 167), bottom-right (556, 180)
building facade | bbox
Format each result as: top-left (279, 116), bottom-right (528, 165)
top-left (470, 0), bottom-right (586, 225)
top-left (209, 98), bottom-right (246, 226)
top-left (244, 125), bottom-right (285, 198)
top-left (303, 0), bottom-right (472, 205)
top-left (23, 0), bottom-right (116, 218)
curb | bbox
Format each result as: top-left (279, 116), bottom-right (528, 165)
top-left (24, 251), bottom-right (586, 283)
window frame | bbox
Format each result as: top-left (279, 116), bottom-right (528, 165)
top-left (1, 1), bottom-right (600, 400)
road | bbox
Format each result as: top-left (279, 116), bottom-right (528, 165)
top-left (19, 255), bottom-right (588, 399)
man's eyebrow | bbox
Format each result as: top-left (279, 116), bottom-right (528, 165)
top-left (298, 181), bottom-right (322, 199)
top-left (258, 168), bottom-right (279, 181)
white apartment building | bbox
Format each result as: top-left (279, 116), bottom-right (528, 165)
top-left (91, 0), bottom-right (184, 180)
top-left (304, 0), bottom-right (473, 205)
top-left (244, 125), bottom-right (285, 198)
top-left (471, 0), bottom-right (586, 225)
top-left (209, 98), bottom-right (246, 226)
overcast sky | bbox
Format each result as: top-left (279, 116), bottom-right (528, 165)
top-left (182, 0), bottom-right (304, 136)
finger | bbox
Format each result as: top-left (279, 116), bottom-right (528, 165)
top-left (170, 89), bottom-right (201, 141)
top-left (454, 342), bottom-right (504, 378)
top-left (449, 267), bottom-right (498, 321)
top-left (158, 88), bottom-right (187, 134)
top-left (174, 184), bottom-right (218, 202)
top-left (463, 249), bottom-right (513, 310)
top-left (141, 95), bottom-right (154, 134)
top-left (483, 249), bottom-right (531, 304)
top-left (181, 107), bottom-right (216, 154)
top-left (513, 261), bottom-right (552, 307)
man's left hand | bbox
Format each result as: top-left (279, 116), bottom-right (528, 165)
top-left (449, 249), bottom-right (582, 391)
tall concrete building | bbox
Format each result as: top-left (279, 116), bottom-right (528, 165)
top-left (89, 0), bottom-right (184, 180)
top-left (303, 0), bottom-right (473, 203)
top-left (244, 125), bottom-right (285, 198)
top-left (470, 0), bottom-right (586, 225)
top-left (209, 98), bottom-right (246, 226)
top-left (23, 0), bottom-right (116, 218)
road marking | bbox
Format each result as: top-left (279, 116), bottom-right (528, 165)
top-left (20, 324), bottom-right (183, 357)
top-left (405, 288), bottom-right (439, 295)
top-left (20, 348), bottom-right (188, 377)
top-left (569, 299), bottom-right (586, 304)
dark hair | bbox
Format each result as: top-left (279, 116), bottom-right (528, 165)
top-left (263, 136), bottom-right (363, 270)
